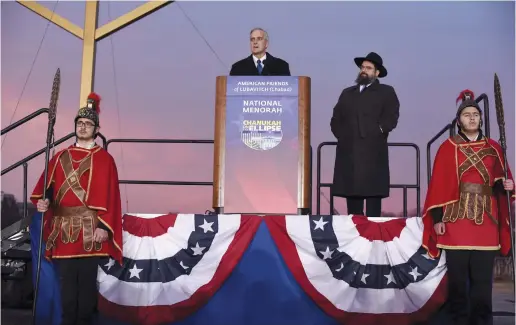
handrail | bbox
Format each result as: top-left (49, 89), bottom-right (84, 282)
top-left (97, 133), bottom-right (108, 149)
top-left (1, 108), bottom-right (49, 136)
top-left (4, 136), bottom-right (313, 216)
top-left (1, 132), bottom-right (107, 176)
top-left (316, 141), bottom-right (421, 217)
top-left (23, 163), bottom-right (28, 221)
top-left (1, 132), bottom-right (75, 176)
top-left (1, 132), bottom-right (77, 216)
top-left (119, 180), bottom-right (213, 186)
top-left (105, 138), bottom-right (214, 149)
top-left (105, 138), bottom-right (215, 187)
top-left (426, 123), bottom-right (453, 184)
top-left (107, 139), bottom-right (313, 213)
top-left (477, 93), bottom-right (490, 137)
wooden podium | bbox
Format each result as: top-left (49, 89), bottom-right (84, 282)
top-left (212, 76), bottom-right (311, 215)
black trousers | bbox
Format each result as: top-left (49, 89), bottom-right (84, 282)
top-left (445, 249), bottom-right (497, 325)
top-left (346, 197), bottom-right (382, 217)
top-left (55, 257), bottom-right (100, 325)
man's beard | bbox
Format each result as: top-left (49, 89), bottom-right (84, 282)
top-left (355, 72), bottom-right (374, 85)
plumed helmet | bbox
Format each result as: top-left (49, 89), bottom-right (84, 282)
top-left (455, 89), bottom-right (483, 131)
top-left (75, 92), bottom-right (101, 127)
top-left (456, 89), bottom-right (481, 117)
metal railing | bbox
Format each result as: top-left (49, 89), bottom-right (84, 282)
top-left (1, 108), bottom-right (51, 220)
top-left (426, 122), bottom-right (454, 184)
top-left (1, 132), bottom-right (107, 220)
top-left (2, 127), bottom-right (314, 216)
top-left (316, 142), bottom-right (421, 217)
top-left (105, 138), bottom-right (214, 187)
top-left (1, 108), bottom-right (49, 136)
top-left (2, 132), bottom-right (75, 176)
top-left (477, 93), bottom-right (491, 138)
top-left (105, 139), bottom-right (313, 214)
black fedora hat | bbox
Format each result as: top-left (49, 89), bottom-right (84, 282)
top-left (354, 52), bottom-right (387, 78)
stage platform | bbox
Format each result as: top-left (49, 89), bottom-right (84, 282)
top-left (27, 213), bottom-right (468, 325)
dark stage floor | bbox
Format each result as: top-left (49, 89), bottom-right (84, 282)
top-left (1, 282), bottom-right (514, 325)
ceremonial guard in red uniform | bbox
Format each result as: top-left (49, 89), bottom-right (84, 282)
top-left (32, 93), bottom-right (123, 325)
top-left (422, 89), bottom-right (515, 325)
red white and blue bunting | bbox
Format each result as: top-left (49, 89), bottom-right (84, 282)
top-left (92, 214), bottom-right (446, 325)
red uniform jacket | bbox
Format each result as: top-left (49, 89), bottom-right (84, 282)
top-left (422, 136), bottom-right (515, 258)
top-left (31, 145), bottom-right (123, 264)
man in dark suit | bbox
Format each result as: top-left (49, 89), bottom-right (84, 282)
top-left (229, 28), bottom-right (291, 76)
top-left (330, 52), bottom-right (400, 217)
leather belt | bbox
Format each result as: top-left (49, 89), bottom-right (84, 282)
top-left (46, 206), bottom-right (102, 252)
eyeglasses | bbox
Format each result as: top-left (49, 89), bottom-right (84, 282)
top-left (461, 113), bottom-right (480, 119)
top-left (76, 121), bottom-right (95, 128)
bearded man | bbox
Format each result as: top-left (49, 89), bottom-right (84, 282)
top-left (330, 52), bottom-right (400, 217)
top-left (32, 92), bottom-right (123, 325)
top-left (422, 89), bottom-right (515, 325)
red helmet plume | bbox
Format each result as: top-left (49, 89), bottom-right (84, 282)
top-left (456, 89), bottom-right (475, 105)
top-left (87, 92), bottom-right (101, 114)
top-left (75, 92), bottom-right (101, 127)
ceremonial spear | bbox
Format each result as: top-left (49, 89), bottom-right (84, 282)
top-left (494, 73), bottom-right (515, 290)
top-left (32, 68), bottom-right (60, 325)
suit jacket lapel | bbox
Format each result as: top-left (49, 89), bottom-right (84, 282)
top-left (260, 64), bottom-right (269, 75)
top-left (364, 80), bottom-right (380, 94)
top-left (261, 52), bottom-right (274, 76)
top-left (246, 55), bottom-right (259, 75)
top-left (368, 79), bottom-right (380, 91)
top-left (357, 79), bottom-right (380, 93)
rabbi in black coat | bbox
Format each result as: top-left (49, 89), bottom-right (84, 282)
top-left (229, 27), bottom-right (290, 76)
top-left (330, 52), bottom-right (400, 217)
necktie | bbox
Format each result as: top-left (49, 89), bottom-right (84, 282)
top-left (257, 60), bottom-right (263, 74)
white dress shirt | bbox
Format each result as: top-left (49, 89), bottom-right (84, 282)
top-left (253, 53), bottom-right (267, 68)
top-left (359, 82), bottom-right (372, 92)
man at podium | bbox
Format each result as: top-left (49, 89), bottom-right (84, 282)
top-left (330, 52), bottom-right (400, 218)
top-left (229, 27), bottom-right (291, 76)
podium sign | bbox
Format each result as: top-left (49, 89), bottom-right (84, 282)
top-left (213, 76), bottom-right (311, 214)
